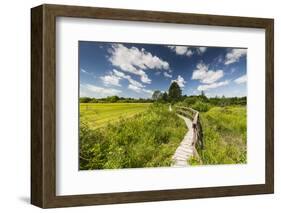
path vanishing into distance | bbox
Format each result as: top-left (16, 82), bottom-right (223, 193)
top-left (169, 105), bottom-right (195, 167)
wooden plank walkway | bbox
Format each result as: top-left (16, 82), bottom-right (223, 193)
top-left (171, 114), bottom-right (195, 167)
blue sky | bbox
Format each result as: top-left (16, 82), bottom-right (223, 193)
top-left (79, 41), bottom-right (247, 99)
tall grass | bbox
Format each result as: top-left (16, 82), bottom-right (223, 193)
top-left (191, 106), bottom-right (247, 165)
top-left (176, 100), bottom-right (211, 112)
top-left (190, 101), bottom-right (211, 112)
top-left (79, 104), bottom-right (187, 170)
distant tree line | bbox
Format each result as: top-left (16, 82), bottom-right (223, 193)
top-left (80, 81), bottom-right (246, 106)
top-left (80, 96), bottom-right (153, 103)
top-left (182, 92), bottom-right (247, 106)
top-left (152, 82), bottom-right (246, 107)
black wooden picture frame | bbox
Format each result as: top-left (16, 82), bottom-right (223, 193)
top-left (31, 4), bottom-right (274, 208)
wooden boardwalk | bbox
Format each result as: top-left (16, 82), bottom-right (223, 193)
top-left (172, 114), bottom-right (195, 167)
top-left (171, 106), bottom-right (203, 167)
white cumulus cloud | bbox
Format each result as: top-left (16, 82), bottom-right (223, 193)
top-left (197, 81), bottom-right (229, 91)
top-left (164, 72), bottom-right (172, 78)
top-left (168, 46), bottom-right (207, 57)
top-left (234, 74), bottom-right (247, 84)
top-left (192, 62), bottom-right (224, 84)
top-left (100, 74), bottom-right (121, 87)
top-left (128, 84), bottom-right (142, 93)
top-left (104, 69), bottom-right (152, 95)
top-left (108, 44), bottom-right (170, 84)
top-left (80, 84), bottom-right (121, 98)
top-left (225, 49), bottom-right (247, 65)
top-left (197, 47), bottom-right (207, 54)
top-left (112, 69), bottom-right (144, 88)
top-left (168, 46), bottom-right (193, 57)
top-left (172, 75), bottom-right (186, 87)
top-left (128, 84), bottom-right (152, 94)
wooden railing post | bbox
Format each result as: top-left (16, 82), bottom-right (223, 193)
top-left (197, 115), bottom-right (204, 149)
top-left (175, 106), bottom-right (204, 150)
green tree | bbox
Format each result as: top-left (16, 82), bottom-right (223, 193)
top-left (199, 90), bottom-right (208, 102)
top-left (107, 96), bottom-right (119, 103)
top-left (162, 92), bottom-right (168, 102)
top-left (90, 98), bottom-right (97, 103)
top-left (152, 90), bottom-right (162, 100)
top-left (200, 90), bottom-right (205, 97)
top-left (79, 97), bottom-right (92, 103)
top-left (168, 82), bottom-right (182, 102)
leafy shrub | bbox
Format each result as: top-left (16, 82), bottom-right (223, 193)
top-left (191, 101), bottom-right (211, 112)
top-left (183, 96), bottom-right (197, 105)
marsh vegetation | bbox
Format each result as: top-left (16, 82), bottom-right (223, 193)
top-left (79, 83), bottom-right (247, 169)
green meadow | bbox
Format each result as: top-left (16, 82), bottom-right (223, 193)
top-left (190, 105), bottom-right (247, 165)
top-left (80, 103), bottom-right (151, 129)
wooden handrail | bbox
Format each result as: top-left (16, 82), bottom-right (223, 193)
top-left (175, 106), bottom-right (204, 151)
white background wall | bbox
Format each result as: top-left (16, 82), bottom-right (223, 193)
top-left (0, 0), bottom-right (279, 212)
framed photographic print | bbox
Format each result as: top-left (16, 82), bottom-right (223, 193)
top-left (31, 4), bottom-right (274, 208)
